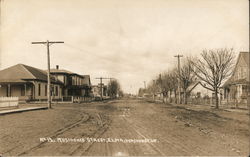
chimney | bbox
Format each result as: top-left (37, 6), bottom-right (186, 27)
top-left (56, 65), bottom-right (59, 70)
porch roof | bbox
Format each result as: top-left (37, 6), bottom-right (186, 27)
top-left (223, 78), bottom-right (249, 87)
top-left (67, 85), bottom-right (91, 89)
top-left (0, 79), bottom-right (26, 85)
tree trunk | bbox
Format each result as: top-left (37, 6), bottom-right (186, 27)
top-left (174, 90), bottom-right (177, 103)
top-left (162, 92), bottom-right (165, 103)
top-left (164, 91), bottom-right (167, 103)
top-left (169, 90), bottom-right (171, 103)
top-left (215, 88), bottom-right (219, 109)
top-left (184, 90), bottom-right (187, 104)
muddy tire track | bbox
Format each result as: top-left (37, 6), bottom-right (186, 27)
top-left (69, 113), bottom-right (111, 156)
top-left (17, 113), bottom-right (90, 156)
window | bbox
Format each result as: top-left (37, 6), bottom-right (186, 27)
top-left (243, 68), bottom-right (247, 79)
top-left (55, 86), bottom-right (58, 96)
top-left (51, 86), bottom-right (54, 96)
top-left (239, 67), bottom-right (243, 79)
top-left (45, 85), bottom-right (47, 96)
top-left (72, 77), bottom-right (75, 85)
top-left (6, 85), bottom-right (11, 97)
top-left (38, 84), bottom-right (41, 96)
top-left (64, 76), bottom-right (66, 84)
top-left (21, 85), bottom-right (25, 96)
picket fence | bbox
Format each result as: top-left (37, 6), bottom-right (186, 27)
top-left (0, 97), bottom-right (19, 108)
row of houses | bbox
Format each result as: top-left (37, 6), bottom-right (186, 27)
top-left (0, 64), bottom-right (102, 102)
top-left (143, 52), bottom-right (249, 105)
top-left (186, 52), bottom-right (249, 104)
top-left (190, 52), bottom-right (249, 104)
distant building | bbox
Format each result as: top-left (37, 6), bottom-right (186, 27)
top-left (222, 52), bottom-right (249, 103)
top-left (138, 88), bottom-right (147, 97)
top-left (0, 64), bottom-right (62, 101)
top-left (92, 83), bottom-right (107, 97)
top-left (187, 82), bottom-right (213, 98)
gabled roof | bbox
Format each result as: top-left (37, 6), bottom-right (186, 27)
top-left (49, 68), bottom-right (91, 86)
top-left (223, 52), bottom-right (249, 87)
top-left (240, 52), bottom-right (249, 66)
top-left (49, 68), bottom-right (85, 78)
top-left (50, 68), bottom-right (74, 75)
top-left (186, 81), bottom-right (201, 93)
top-left (0, 64), bottom-right (60, 83)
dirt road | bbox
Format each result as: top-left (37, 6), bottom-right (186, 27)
top-left (0, 98), bottom-right (249, 156)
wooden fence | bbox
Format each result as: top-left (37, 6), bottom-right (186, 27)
top-left (150, 96), bottom-right (248, 109)
top-left (61, 96), bottom-right (93, 103)
top-left (0, 97), bottom-right (19, 108)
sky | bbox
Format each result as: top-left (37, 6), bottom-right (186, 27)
top-left (0, 0), bottom-right (249, 94)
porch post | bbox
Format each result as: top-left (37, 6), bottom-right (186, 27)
top-left (8, 84), bottom-right (11, 97)
top-left (24, 84), bottom-right (27, 96)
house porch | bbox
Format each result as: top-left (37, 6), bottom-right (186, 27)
top-left (0, 82), bottom-right (34, 102)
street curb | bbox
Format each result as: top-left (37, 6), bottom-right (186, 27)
top-left (0, 107), bottom-right (48, 115)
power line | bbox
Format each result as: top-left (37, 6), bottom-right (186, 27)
top-left (64, 43), bottom-right (112, 62)
top-left (63, 43), bottom-right (151, 71)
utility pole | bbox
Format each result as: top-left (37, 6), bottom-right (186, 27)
top-left (144, 81), bottom-right (146, 89)
top-left (153, 80), bottom-right (156, 101)
top-left (31, 40), bottom-right (64, 108)
top-left (95, 77), bottom-right (113, 100)
top-left (174, 54), bottom-right (183, 104)
top-left (248, 0), bottom-right (250, 148)
top-left (159, 74), bottom-right (163, 102)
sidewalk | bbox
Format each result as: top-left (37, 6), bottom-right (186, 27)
top-left (0, 104), bottom-right (48, 115)
top-left (177, 103), bottom-right (248, 114)
top-left (153, 99), bottom-right (249, 114)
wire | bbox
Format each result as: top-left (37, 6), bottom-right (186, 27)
top-left (63, 42), bottom-right (139, 70)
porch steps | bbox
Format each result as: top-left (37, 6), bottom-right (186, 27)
top-left (0, 106), bottom-right (48, 115)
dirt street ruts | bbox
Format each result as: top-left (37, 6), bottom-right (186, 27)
top-left (0, 98), bottom-right (249, 156)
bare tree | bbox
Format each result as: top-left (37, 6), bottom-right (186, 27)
top-left (169, 69), bottom-right (179, 103)
top-left (146, 79), bottom-right (158, 100)
top-left (179, 58), bottom-right (196, 104)
top-left (156, 74), bottom-right (167, 102)
top-left (107, 79), bottom-right (122, 98)
top-left (138, 88), bottom-right (146, 97)
top-left (190, 48), bottom-right (235, 108)
top-left (158, 70), bottom-right (178, 103)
